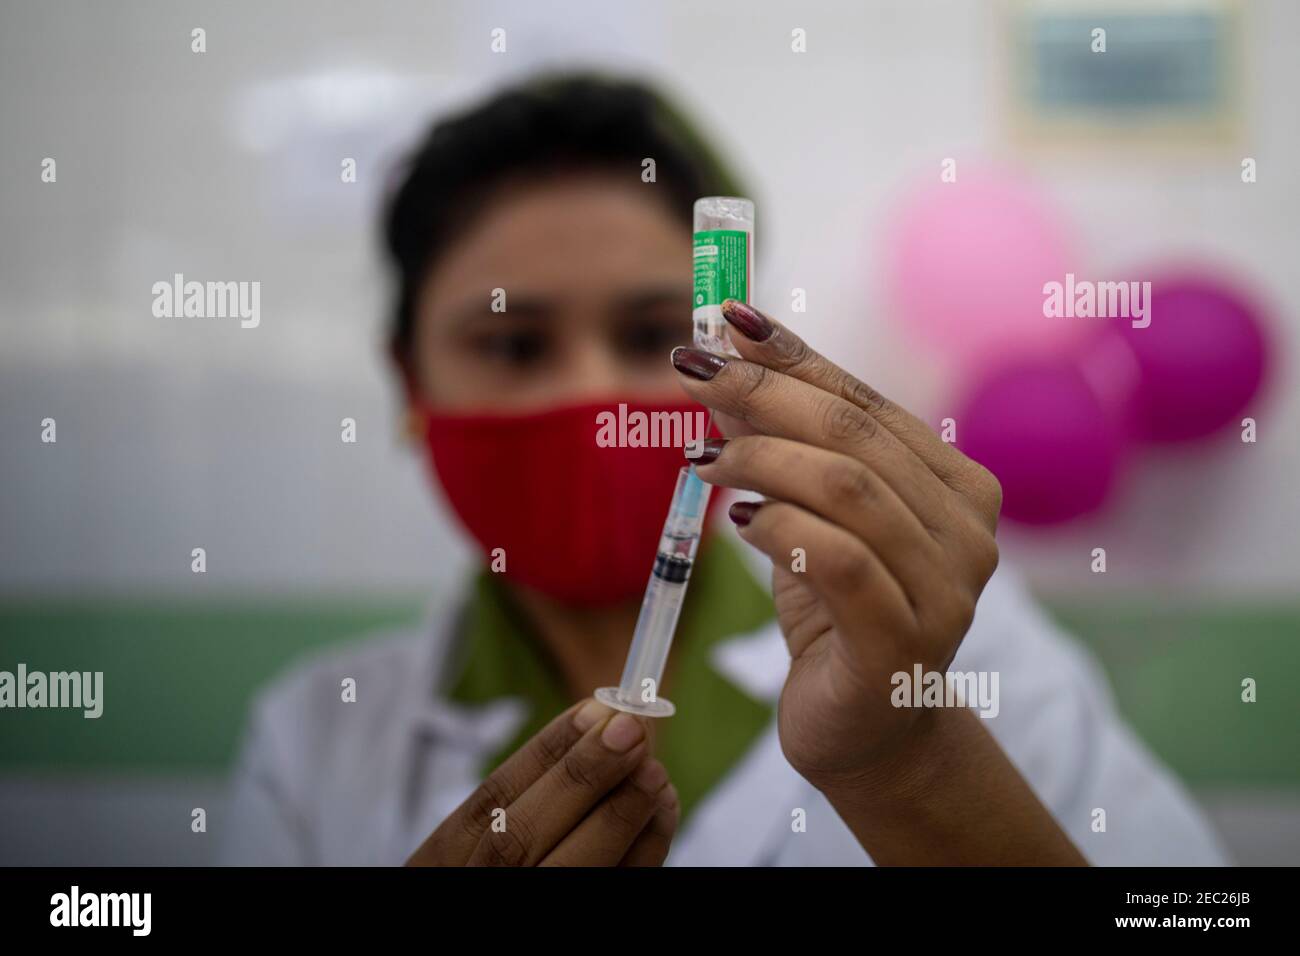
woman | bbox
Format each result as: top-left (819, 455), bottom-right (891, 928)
top-left (220, 73), bottom-right (1226, 866)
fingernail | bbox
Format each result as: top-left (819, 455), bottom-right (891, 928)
top-left (729, 501), bottom-right (762, 526)
top-left (658, 784), bottom-right (679, 810)
top-left (572, 698), bottom-right (611, 733)
top-left (686, 437), bottom-right (727, 464)
top-left (632, 759), bottom-right (668, 793)
top-left (671, 346), bottom-right (728, 381)
top-left (722, 300), bottom-right (776, 342)
top-left (601, 712), bottom-right (645, 752)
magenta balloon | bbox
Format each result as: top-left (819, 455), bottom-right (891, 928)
top-left (1113, 271), bottom-right (1270, 443)
top-left (956, 360), bottom-right (1126, 526)
top-left (885, 168), bottom-right (1078, 367)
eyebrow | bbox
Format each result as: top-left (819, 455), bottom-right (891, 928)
top-left (611, 282), bottom-right (692, 314)
top-left (443, 282), bottom-right (691, 331)
top-left (443, 296), bottom-right (552, 332)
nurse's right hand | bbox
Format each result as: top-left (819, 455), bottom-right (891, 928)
top-left (405, 699), bottom-right (678, 866)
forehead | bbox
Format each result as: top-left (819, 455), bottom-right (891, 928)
top-left (420, 173), bottom-right (689, 307)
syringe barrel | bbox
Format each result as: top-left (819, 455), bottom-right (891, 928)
top-left (693, 197), bottom-right (754, 356)
top-left (615, 467), bottom-right (712, 708)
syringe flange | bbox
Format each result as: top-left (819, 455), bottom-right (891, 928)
top-left (594, 686), bottom-right (676, 719)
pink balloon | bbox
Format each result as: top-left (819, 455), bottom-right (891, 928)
top-left (955, 358), bottom-right (1128, 526)
top-left (1107, 268), bottom-right (1273, 444)
top-left (885, 167), bottom-right (1079, 369)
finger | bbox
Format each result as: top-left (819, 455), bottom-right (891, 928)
top-left (721, 300), bottom-right (1003, 529)
top-left (709, 408), bottom-right (755, 441)
top-left (720, 299), bottom-right (975, 488)
top-left (693, 435), bottom-right (943, 594)
top-left (736, 498), bottom-right (983, 657)
top-left (467, 708), bottom-right (653, 866)
top-left (728, 499), bottom-right (917, 656)
top-left (539, 759), bottom-right (672, 866)
top-left (407, 698), bottom-right (594, 865)
top-left (620, 786), bottom-right (680, 867)
top-left (671, 346), bottom-right (950, 530)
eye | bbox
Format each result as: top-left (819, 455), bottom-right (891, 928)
top-left (615, 317), bottom-right (691, 358)
top-left (470, 329), bottom-right (549, 366)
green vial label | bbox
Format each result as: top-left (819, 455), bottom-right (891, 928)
top-left (693, 230), bottom-right (747, 308)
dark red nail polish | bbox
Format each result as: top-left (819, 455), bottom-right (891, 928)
top-left (686, 437), bottom-right (727, 464)
top-left (729, 501), bottom-right (762, 526)
top-left (722, 300), bottom-right (776, 342)
top-left (671, 346), bottom-right (728, 381)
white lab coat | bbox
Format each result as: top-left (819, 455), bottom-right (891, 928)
top-left (218, 564), bottom-right (1229, 866)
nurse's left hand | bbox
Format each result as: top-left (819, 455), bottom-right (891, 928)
top-left (672, 300), bottom-right (1004, 795)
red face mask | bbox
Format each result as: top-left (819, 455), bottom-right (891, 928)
top-left (420, 398), bottom-right (717, 607)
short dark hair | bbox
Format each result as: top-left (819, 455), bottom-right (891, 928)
top-left (381, 71), bottom-right (747, 359)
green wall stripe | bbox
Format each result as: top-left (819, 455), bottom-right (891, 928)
top-left (1, 599), bottom-right (1296, 784)
top-left (0, 600), bottom-right (423, 770)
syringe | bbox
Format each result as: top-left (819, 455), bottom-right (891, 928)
top-left (594, 196), bottom-right (754, 718)
top-left (595, 466), bottom-right (712, 717)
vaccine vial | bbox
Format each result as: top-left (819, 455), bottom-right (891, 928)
top-left (693, 196), bottom-right (754, 356)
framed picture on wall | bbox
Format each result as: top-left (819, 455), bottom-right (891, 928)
top-left (1003, 0), bottom-right (1244, 147)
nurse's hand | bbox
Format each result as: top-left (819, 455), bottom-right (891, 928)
top-left (672, 300), bottom-right (1003, 793)
top-left (405, 699), bottom-right (678, 866)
